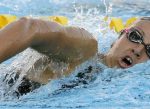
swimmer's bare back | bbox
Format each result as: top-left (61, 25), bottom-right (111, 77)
top-left (0, 17), bottom-right (98, 84)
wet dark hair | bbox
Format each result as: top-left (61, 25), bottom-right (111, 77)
top-left (140, 17), bottom-right (150, 21)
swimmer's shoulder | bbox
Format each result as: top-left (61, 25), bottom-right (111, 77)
top-left (61, 25), bottom-right (96, 41)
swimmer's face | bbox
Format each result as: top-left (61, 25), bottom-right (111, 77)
top-left (105, 19), bottom-right (150, 68)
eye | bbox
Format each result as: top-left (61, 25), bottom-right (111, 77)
top-left (128, 31), bottom-right (143, 43)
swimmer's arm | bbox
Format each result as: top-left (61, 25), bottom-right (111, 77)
top-left (0, 17), bottom-right (97, 67)
top-left (31, 18), bottom-right (98, 68)
top-left (0, 17), bottom-right (36, 63)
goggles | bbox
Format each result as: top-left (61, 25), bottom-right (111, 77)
top-left (120, 28), bottom-right (150, 58)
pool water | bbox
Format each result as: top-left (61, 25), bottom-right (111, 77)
top-left (0, 0), bottom-right (150, 108)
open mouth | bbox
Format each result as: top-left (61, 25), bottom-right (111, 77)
top-left (119, 56), bottom-right (133, 68)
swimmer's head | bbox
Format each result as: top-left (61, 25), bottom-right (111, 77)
top-left (104, 17), bottom-right (150, 68)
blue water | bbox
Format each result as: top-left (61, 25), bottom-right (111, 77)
top-left (0, 0), bottom-right (150, 109)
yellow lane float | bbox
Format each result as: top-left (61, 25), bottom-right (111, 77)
top-left (39, 16), bottom-right (68, 25)
top-left (124, 17), bottom-right (137, 28)
top-left (109, 18), bottom-right (124, 33)
top-left (109, 17), bottom-right (137, 33)
top-left (0, 14), bottom-right (17, 29)
top-left (48, 16), bottom-right (68, 25)
top-left (0, 14), bottom-right (68, 29)
top-left (0, 14), bottom-right (137, 33)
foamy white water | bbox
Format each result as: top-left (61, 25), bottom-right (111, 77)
top-left (0, 0), bottom-right (150, 109)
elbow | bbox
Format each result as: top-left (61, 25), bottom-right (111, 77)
top-left (18, 17), bottom-right (29, 22)
top-left (17, 17), bottom-right (37, 30)
top-left (17, 17), bottom-right (37, 29)
top-left (17, 17), bottom-right (32, 26)
top-left (16, 17), bottom-right (37, 44)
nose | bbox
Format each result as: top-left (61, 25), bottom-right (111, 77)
top-left (132, 44), bottom-right (145, 58)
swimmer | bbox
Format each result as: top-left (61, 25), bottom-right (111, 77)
top-left (1, 17), bottom-right (150, 95)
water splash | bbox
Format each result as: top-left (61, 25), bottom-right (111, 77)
top-left (0, 0), bottom-right (150, 108)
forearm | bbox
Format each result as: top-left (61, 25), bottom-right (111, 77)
top-left (0, 16), bottom-right (98, 67)
top-left (31, 25), bottom-right (98, 65)
top-left (0, 17), bottom-right (36, 63)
